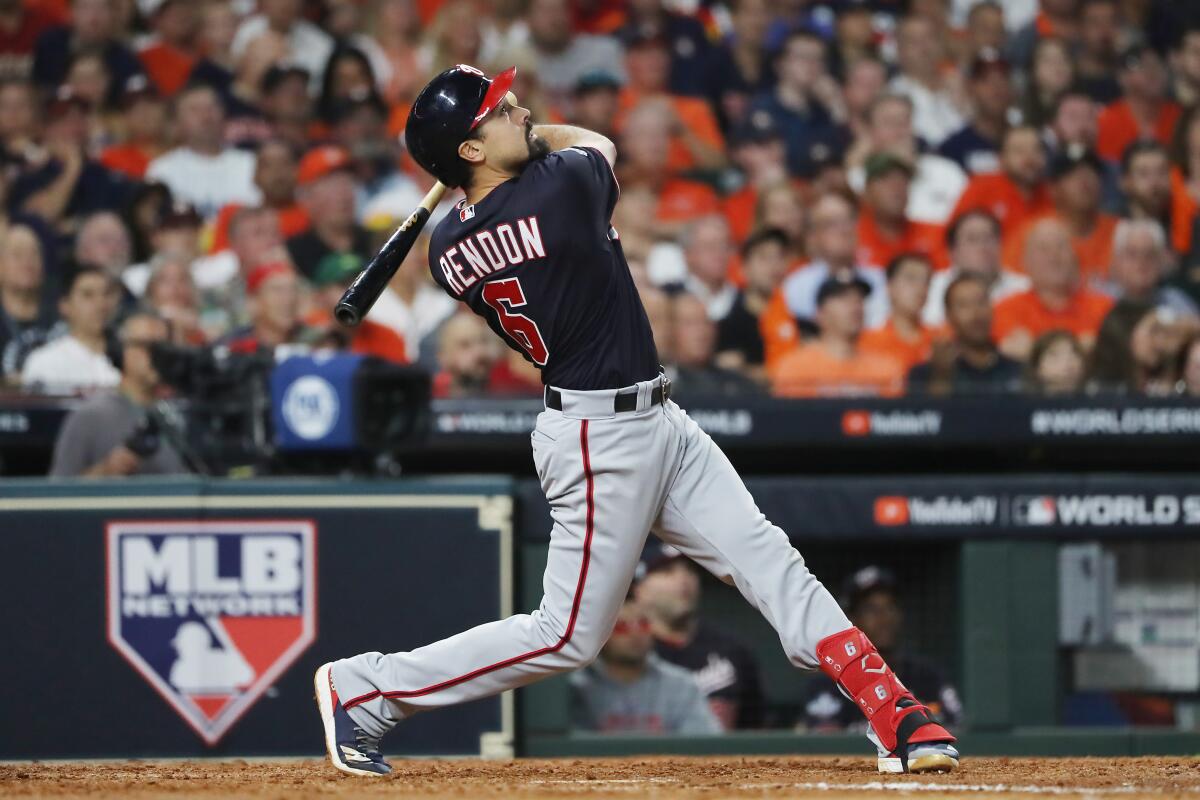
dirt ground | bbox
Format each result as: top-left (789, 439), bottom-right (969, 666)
top-left (3, 756), bottom-right (1199, 800)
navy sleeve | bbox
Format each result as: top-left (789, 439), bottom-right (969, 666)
top-left (536, 146), bottom-right (619, 223)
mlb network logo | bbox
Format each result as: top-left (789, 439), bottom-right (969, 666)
top-left (107, 521), bottom-right (317, 745)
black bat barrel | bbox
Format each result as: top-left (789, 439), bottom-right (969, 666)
top-left (334, 207), bottom-right (432, 327)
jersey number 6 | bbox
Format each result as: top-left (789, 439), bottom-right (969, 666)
top-left (481, 277), bottom-right (550, 366)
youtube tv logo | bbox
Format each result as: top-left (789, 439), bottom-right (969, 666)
top-left (874, 496), bottom-right (910, 526)
top-left (843, 410), bottom-right (871, 436)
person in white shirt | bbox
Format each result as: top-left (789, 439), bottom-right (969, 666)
top-left (678, 215), bottom-right (738, 321)
top-left (22, 266), bottom-right (120, 393)
top-left (230, 0), bottom-right (333, 89)
top-left (888, 15), bottom-right (967, 148)
top-left (145, 84), bottom-right (260, 220)
top-left (923, 209), bottom-right (1030, 326)
top-left (846, 94), bottom-right (968, 225)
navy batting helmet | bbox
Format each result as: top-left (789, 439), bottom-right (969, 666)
top-left (404, 64), bottom-right (517, 187)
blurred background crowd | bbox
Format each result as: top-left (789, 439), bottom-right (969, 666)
top-left (2, 0), bottom-right (1200, 405)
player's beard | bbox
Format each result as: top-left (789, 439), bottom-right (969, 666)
top-left (525, 120), bottom-right (551, 161)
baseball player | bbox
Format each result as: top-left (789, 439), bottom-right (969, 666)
top-left (315, 65), bottom-right (959, 777)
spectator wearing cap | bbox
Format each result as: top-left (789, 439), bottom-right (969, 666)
top-left (432, 312), bottom-right (497, 399)
top-left (1034, 146), bottom-right (1117, 281)
top-left (992, 217), bottom-right (1114, 360)
top-left (937, 49), bottom-right (1014, 176)
top-left (231, 0), bottom-right (333, 91)
top-left (762, 192), bottom-right (888, 369)
top-left (888, 15), bottom-right (966, 148)
top-left (520, 0), bottom-right (626, 109)
top-left (21, 264), bottom-right (119, 393)
top-left (857, 153), bottom-right (950, 272)
top-left (616, 102), bottom-right (719, 233)
top-left (847, 94), bottom-right (968, 226)
top-left (0, 224), bottom-right (56, 382)
top-left (569, 71), bottom-right (621, 140)
top-left (632, 541), bottom-right (765, 731)
top-left (120, 201), bottom-right (202, 297)
top-left (665, 292), bottom-right (759, 396)
top-left (222, 260), bottom-right (313, 354)
top-left (0, 0), bottom-right (58, 80)
top-left (769, 273), bottom-right (905, 398)
top-left (11, 85), bottom-right (131, 233)
top-left (1101, 219), bottom-right (1199, 318)
top-left (675, 215), bottom-right (737, 321)
top-left (923, 209), bottom-right (1030, 327)
top-left (613, 0), bottom-right (712, 98)
top-left (137, 0), bottom-right (201, 98)
top-left (799, 566), bottom-right (962, 732)
top-left (210, 139), bottom-right (309, 255)
top-left (146, 83), bottom-right (259, 220)
top-left (716, 228), bottom-right (789, 383)
top-left (722, 112), bottom-right (789, 244)
top-left (703, 0), bottom-right (775, 128)
top-left (1074, 0), bottom-right (1122, 104)
top-left (32, 0), bottom-right (143, 108)
top-left (99, 75), bottom-right (167, 179)
top-left (1170, 28), bottom-right (1200, 109)
top-left (1121, 141), bottom-right (1173, 233)
top-left (859, 253), bottom-right (935, 373)
top-left (570, 592), bottom-right (721, 735)
top-left (909, 274), bottom-right (1024, 395)
top-left (1096, 46), bottom-right (1182, 164)
top-left (747, 30), bottom-right (848, 180)
top-left (615, 35), bottom-right (726, 175)
top-left (951, 125), bottom-right (1053, 250)
top-left (303, 252), bottom-right (408, 364)
top-left (285, 145), bottom-right (370, 283)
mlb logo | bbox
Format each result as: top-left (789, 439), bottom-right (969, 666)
top-left (107, 521), bottom-right (317, 745)
top-left (460, 203), bottom-right (475, 222)
top-left (1013, 496), bottom-right (1057, 526)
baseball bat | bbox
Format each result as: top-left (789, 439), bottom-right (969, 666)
top-left (334, 181), bottom-right (447, 327)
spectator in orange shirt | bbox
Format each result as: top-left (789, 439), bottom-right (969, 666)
top-left (951, 125), bottom-right (1053, 248)
top-left (923, 209), bottom-right (1031, 327)
top-left (723, 112), bottom-right (789, 244)
top-left (616, 33), bottom-right (726, 175)
top-left (99, 75), bottom-right (168, 179)
top-left (992, 218), bottom-right (1115, 359)
top-left (1007, 145), bottom-right (1116, 279)
top-left (769, 273), bottom-right (905, 398)
top-left (617, 102), bottom-right (720, 235)
top-left (305, 252), bottom-right (408, 364)
top-left (1121, 141), bottom-right (1173, 239)
top-left (860, 253), bottom-right (935, 372)
top-left (210, 138), bottom-right (309, 253)
top-left (716, 228), bottom-right (790, 382)
top-left (1096, 46), bottom-right (1181, 163)
top-left (857, 152), bottom-right (949, 271)
top-left (137, 0), bottom-right (200, 98)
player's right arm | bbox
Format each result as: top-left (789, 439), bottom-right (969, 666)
top-left (532, 125), bottom-right (617, 168)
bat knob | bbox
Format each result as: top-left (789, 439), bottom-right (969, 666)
top-left (334, 303), bottom-right (362, 327)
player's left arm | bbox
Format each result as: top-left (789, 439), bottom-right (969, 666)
top-left (532, 125), bottom-right (616, 168)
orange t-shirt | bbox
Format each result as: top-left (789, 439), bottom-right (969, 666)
top-left (209, 202), bottom-right (311, 253)
top-left (858, 320), bottom-right (935, 372)
top-left (857, 210), bottom-right (949, 270)
top-left (1170, 168), bottom-right (1198, 257)
top-left (1003, 212), bottom-right (1118, 280)
top-left (1096, 99), bottom-right (1183, 163)
top-left (769, 341), bottom-right (905, 398)
top-left (138, 42), bottom-right (197, 98)
top-left (99, 143), bottom-right (154, 179)
top-left (656, 178), bottom-right (720, 224)
top-left (723, 185), bottom-right (758, 243)
top-left (304, 311), bottom-right (408, 363)
top-left (616, 91), bottom-right (726, 176)
top-left (951, 173), bottom-right (1054, 248)
top-left (991, 288), bottom-right (1114, 343)
top-left (759, 287), bottom-right (800, 371)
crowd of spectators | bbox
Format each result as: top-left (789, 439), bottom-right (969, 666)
top-left (1, 0), bottom-right (1200, 403)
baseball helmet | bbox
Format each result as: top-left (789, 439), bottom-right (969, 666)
top-left (404, 64), bottom-right (517, 187)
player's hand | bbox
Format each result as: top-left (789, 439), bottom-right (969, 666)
top-left (102, 446), bottom-right (142, 476)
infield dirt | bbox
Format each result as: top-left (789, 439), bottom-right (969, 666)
top-left (3, 755), bottom-right (1199, 799)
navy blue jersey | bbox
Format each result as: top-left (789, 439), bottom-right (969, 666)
top-left (428, 146), bottom-right (659, 390)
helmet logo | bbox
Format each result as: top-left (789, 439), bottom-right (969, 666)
top-left (456, 64), bottom-right (485, 77)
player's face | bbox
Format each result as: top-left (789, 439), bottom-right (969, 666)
top-left (851, 591), bottom-right (901, 652)
top-left (476, 92), bottom-right (550, 175)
